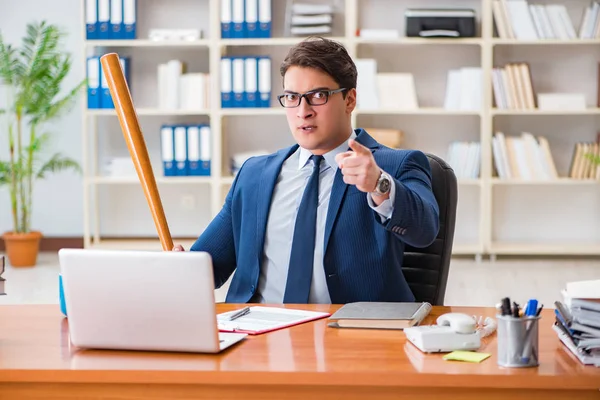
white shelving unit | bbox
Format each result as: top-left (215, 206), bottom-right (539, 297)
top-left (81, 0), bottom-right (600, 256)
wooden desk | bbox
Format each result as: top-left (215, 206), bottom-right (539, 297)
top-left (0, 304), bottom-right (598, 400)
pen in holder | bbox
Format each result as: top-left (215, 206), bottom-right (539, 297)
top-left (497, 314), bottom-right (540, 368)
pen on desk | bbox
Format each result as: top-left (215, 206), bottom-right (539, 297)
top-left (229, 306), bottom-right (250, 321)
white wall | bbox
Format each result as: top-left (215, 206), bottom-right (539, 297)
top-left (0, 0), bottom-right (84, 236)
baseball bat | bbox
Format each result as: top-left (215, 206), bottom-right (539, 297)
top-left (100, 53), bottom-right (173, 251)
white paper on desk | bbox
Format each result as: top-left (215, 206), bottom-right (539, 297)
top-left (217, 306), bottom-right (330, 334)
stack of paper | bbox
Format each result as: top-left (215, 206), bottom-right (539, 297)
top-left (355, 59), bottom-right (418, 110)
top-left (554, 279), bottom-right (600, 367)
top-left (446, 141), bottom-right (481, 179)
top-left (288, 3), bottom-right (334, 36)
top-left (444, 67), bottom-right (482, 111)
top-left (104, 157), bottom-right (136, 177)
top-left (157, 60), bottom-right (210, 110)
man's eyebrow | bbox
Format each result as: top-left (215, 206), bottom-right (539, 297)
top-left (283, 87), bottom-right (331, 93)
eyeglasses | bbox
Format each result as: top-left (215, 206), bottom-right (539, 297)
top-left (277, 88), bottom-right (347, 108)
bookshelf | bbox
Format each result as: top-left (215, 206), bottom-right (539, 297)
top-left (81, 0), bottom-right (600, 257)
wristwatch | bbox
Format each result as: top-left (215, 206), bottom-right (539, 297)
top-left (372, 170), bottom-right (391, 196)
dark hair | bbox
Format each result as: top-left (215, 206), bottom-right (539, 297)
top-left (280, 36), bottom-right (357, 92)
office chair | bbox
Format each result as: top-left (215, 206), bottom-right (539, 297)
top-left (402, 153), bottom-right (458, 306)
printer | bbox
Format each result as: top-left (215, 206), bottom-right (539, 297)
top-left (405, 9), bottom-right (476, 38)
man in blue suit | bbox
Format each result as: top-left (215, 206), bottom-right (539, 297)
top-left (174, 37), bottom-right (439, 304)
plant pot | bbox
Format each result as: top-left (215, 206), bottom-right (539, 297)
top-left (2, 231), bottom-right (43, 267)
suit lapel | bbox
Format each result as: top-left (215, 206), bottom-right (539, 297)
top-left (323, 129), bottom-right (380, 253)
top-left (256, 145), bottom-right (299, 258)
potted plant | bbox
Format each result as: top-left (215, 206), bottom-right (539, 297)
top-left (0, 21), bottom-right (84, 267)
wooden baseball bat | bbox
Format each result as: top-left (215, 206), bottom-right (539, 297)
top-left (100, 53), bottom-right (173, 251)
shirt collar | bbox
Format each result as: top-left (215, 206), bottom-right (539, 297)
top-left (298, 130), bottom-right (357, 171)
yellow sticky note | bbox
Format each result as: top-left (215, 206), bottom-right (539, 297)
top-left (443, 351), bottom-right (491, 363)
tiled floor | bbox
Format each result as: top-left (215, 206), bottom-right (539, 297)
top-left (1, 252), bottom-right (598, 307)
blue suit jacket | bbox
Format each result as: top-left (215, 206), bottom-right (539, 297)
top-left (190, 129), bottom-right (440, 303)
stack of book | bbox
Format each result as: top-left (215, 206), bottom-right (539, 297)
top-left (288, 3), bottom-right (334, 36)
top-left (492, 132), bottom-right (558, 180)
top-left (492, 63), bottom-right (535, 110)
top-left (553, 279), bottom-right (600, 367)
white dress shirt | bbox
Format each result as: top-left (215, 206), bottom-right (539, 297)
top-left (254, 131), bottom-right (397, 303)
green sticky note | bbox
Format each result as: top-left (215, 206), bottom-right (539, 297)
top-left (443, 351), bottom-right (491, 363)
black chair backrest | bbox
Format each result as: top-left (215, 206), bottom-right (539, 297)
top-left (402, 153), bottom-right (458, 306)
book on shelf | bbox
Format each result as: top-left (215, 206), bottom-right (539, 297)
top-left (492, 132), bottom-right (558, 180)
top-left (222, 0), bottom-right (272, 39)
top-left (492, 0), bottom-right (583, 40)
top-left (553, 279), bottom-right (600, 367)
top-left (568, 139), bottom-right (600, 180)
top-left (492, 63), bottom-right (535, 110)
top-left (444, 67), bottom-right (482, 111)
top-left (221, 56), bottom-right (271, 108)
top-left (157, 60), bottom-right (210, 110)
top-left (88, 56), bottom-right (130, 110)
top-left (86, 0), bottom-right (137, 40)
top-left (355, 59), bottom-right (418, 110)
top-left (446, 141), bottom-right (480, 179)
top-left (161, 125), bottom-right (211, 177)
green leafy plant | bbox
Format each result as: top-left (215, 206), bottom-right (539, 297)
top-left (0, 21), bottom-right (85, 233)
top-left (585, 151), bottom-right (600, 167)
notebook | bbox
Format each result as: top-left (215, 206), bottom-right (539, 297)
top-left (328, 302), bottom-right (432, 330)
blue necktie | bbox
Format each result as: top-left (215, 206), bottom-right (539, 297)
top-left (283, 155), bottom-right (323, 303)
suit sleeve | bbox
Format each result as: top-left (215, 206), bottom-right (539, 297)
top-left (379, 150), bottom-right (440, 248)
top-left (189, 170), bottom-right (241, 289)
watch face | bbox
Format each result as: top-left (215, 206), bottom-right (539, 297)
top-left (379, 177), bottom-right (391, 193)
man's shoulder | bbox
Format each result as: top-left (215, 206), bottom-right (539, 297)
top-left (375, 145), bottom-right (428, 165)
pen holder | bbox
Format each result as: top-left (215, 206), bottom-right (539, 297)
top-left (497, 315), bottom-right (540, 368)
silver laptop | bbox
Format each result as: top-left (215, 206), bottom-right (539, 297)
top-left (58, 248), bottom-right (247, 353)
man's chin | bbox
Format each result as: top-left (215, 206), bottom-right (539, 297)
top-left (294, 134), bottom-right (322, 150)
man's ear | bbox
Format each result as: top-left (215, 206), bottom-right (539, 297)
top-left (345, 88), bottom-right (357, 114)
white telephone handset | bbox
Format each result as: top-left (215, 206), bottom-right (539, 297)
top-left (404, 312), bottom-right (496, 353)
top-left (436, 313), bottom-right (477, 334)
